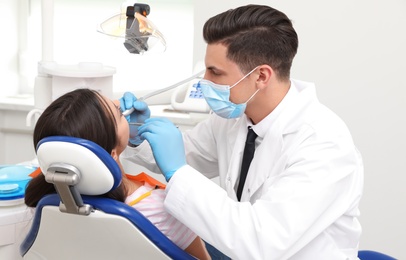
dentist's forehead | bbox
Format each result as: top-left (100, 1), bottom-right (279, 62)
top-left (205, 43), bottom-right (229, 66)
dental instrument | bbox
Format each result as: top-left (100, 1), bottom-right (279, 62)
top-left (122, 69), bottom-right (205, 116)
top-left (129, 122), bottom-right (178, 128)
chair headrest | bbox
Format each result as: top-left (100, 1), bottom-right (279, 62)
top-left (36, 136), bottom-right (122, 195)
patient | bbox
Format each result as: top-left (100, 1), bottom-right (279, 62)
top-left (24, 88), bottom-right (210, 260)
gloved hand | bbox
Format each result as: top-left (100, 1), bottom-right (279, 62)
top-left (138, 117), bottom-right (186, 181)
top-left (119, 92), bottom-right (151, 145)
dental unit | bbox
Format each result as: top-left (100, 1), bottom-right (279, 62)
top-left (122, 69), bottom-right (205, 116)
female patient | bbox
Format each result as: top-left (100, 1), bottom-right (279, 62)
top-left (24, 88), bottom-right (210, 260)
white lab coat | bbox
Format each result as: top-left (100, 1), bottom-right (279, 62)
top-left (122, 79), bottom-right (364, 260)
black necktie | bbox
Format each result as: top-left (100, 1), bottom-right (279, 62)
top-left (237, 126), bottom-right (258, 201)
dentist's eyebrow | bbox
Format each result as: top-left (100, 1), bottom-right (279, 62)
top-left (206, 66), bottom-right (219, 72)
top-left (206, 66), bottom-right (225, 75)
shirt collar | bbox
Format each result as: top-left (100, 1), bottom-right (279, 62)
top-left (246, 80), bottom-right (298, 139)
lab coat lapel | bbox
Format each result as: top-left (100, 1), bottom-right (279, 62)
top-left (225, 117), bottom-right (249, 199)
top-left (242, 80), bottom-right (318, 202)
top-left (241, 124), bottom-right (284, 202)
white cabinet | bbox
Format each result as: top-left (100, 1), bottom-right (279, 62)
top-left (0, 97), bottom-right (36, 165)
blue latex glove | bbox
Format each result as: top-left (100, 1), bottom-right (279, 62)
top-left (119, 92), bottom-right (151, 145)
top-left (138, 117), bottom-right (186, 181)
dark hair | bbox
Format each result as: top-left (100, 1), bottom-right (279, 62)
top-left (25, 88), bottom-right (127, 207)
top-left (203, 4), bottom-right (298, 81)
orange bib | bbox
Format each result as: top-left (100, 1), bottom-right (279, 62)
top-left (125, 172), bottom-right (166, 189)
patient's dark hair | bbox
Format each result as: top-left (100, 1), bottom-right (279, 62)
top-left (25, 88), bottom-right (127, 207)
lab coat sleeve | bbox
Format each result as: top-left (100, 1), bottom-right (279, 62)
top-left (164, 123), bottom-right (363, 259)
top-left (182, 116), bottom-right (222, 179)
top-left (164, 165), bottom-right (262, 259)
top-left (121, 141), bottom-right (162, 174)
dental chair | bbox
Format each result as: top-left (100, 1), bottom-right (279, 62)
top-left (20, 136), bottom-right (195, 260)
top-left (358, 250), bottom-right (397, 260)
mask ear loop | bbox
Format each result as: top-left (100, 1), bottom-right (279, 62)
top-left (244, 89), bottom-right (260, 105)
top-left (229, 66), bottom-right (260, 89)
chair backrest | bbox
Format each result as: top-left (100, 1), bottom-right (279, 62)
top-left (20, 136), bottom-right (195, 260)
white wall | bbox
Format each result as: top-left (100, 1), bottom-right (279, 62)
top-left (193, 0), bottom-right (405, 258)
top-left (0, 0), bottom-right (19, 96)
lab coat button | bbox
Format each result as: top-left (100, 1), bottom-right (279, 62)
top-left (247, 188), bottom-right (250, 193)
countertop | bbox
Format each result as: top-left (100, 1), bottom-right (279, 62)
top-left (0, 95), bottom-right (34, 112)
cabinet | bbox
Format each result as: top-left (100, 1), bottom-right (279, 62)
top-left (0, 96), bottom-right (36, 165)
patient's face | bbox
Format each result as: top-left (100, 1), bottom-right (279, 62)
top-left (104, 96), bottom-right (129, 155)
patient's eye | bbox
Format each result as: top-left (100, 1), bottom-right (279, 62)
top-left (113, 103), bottom-right (124, 117)
top-left (118, 107), bottom-right (124, 116)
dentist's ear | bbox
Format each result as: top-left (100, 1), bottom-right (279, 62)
top-left (256, 65), bottom-right (272, 90)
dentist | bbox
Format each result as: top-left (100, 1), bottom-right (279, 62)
top-left (120, 4), bottom-right (364, 259)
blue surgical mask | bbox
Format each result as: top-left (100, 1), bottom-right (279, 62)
top-left (196, 67), bottom-right (259, 119)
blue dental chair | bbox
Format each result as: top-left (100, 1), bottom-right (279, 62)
top-left (20, 136), bottom-right (195, 260)
top-left (358, 250), bottom-right (397, 260)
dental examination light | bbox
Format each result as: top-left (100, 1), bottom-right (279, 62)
top-left (97, 3), bottom-right (166, 54)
